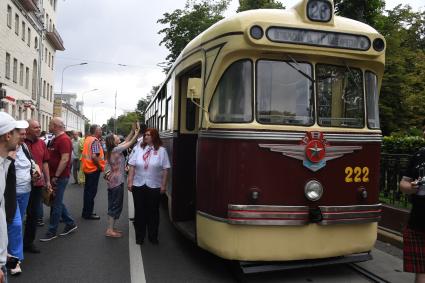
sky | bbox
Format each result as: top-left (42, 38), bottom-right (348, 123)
top-left (54, 0), bottom-right (424, 125)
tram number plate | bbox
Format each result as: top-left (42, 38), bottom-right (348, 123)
top-left (345, 167), bottom-right (369, 183)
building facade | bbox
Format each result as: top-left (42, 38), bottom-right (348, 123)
top-left (54, 92), bottom-right (87, 135)
top-left (0, 0), bottom-right (64, 131)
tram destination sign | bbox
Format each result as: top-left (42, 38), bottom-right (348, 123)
top-left (267, 27), bottom-right (371, 51)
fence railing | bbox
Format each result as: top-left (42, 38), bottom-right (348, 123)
top-left (379, 153), bottom-right (412, 209)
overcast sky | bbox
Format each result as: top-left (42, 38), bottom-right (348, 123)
top-left (54, 0), bottom-right (424, 125)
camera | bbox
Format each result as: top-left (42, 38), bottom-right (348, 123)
top-left (415, 177), bottom-right (425, 196)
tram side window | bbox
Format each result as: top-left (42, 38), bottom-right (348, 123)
top-left (316, 64), bottom-right (364, 128)
top-left (365, 71), bottom-right (380, 129)
top-left (256, 60), bottom-right (313, 125)
top-left (209, 60), bottom-right (252, 123)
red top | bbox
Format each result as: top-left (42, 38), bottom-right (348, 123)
top-left (25, 138), bottom-right (49, 187)
top-left (48, 133), bottom-right (72, 178)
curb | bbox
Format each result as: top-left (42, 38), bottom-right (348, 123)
top-left (377, 227), bottom-right (403, 249)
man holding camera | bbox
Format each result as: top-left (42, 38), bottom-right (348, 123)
top-left (400, 119), bottom-right (425, 283)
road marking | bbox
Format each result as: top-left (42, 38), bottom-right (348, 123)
top-left (128, 192), bottom-right (146, 283)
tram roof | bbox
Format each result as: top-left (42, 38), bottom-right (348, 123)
top-left (177, 6), bottom-right (381, 63)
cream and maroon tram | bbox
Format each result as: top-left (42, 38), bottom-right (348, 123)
top-left (145, 0), bottom-right (385, 265)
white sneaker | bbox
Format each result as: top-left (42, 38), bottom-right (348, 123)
top-left (10, 262), bottom-right (22, 275)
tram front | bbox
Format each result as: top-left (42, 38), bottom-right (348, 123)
top-left (193, 0), bottom-right (385, 262)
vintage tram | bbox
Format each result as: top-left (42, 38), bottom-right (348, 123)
top-left (145, 0), bottom-right (385, 265)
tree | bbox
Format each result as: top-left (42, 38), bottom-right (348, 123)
top-left (107, 112), bottom-right (142, 136)
top-left (157, 0), bottom-right (230, 72)
top-left (334, 0), bottom-right (385, 27)
top-left (237, 0), bottom-right (284, 12)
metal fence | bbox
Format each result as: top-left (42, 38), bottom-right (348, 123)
top-left (379, 153), bottom-right (412, 209)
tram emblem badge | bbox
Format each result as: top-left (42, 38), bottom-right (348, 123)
top-left (259, 132), bottom-right (362, 172)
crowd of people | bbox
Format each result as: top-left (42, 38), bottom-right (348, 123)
top-left (0, 113), bottom-right (170, 283)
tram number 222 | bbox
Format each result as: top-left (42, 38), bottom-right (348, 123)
top-left (345, 167), bottom-right (369, 183)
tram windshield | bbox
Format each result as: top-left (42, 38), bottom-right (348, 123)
top-left (316, 64), bottom-right (364, 128)
top-left (256, 60), bottom-right (314, 125)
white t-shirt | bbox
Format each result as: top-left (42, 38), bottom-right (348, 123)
top-left (128, 145), bottom-right (170, 188)
top-left (15, 145), bottom-right (32, 194)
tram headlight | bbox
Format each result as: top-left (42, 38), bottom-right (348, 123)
top-left (373, 38), bottom-right (385, 52)
top-left (304, 180), bottom-right (323, 201)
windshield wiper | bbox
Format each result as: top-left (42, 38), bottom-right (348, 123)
top-left (285, 55), bottom-right (315, 83)
top-left (343, 60), bottom-right (361, 90)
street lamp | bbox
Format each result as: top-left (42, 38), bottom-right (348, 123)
top-left (80, 88), bottom-right (99, 106)
top-left (114, 64), bottom-right (128, 134)
top-left (60, 62), bottom-right (88, 95)
top-left (92, 101), bottom-right (104, 123)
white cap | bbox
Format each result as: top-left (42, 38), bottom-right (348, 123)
top-left (0, 112), bottom-right (17, 135)
top-left (16, 120), bottom-right (29, 129)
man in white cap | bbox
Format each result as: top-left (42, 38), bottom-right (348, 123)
top-left (0, 112), bottom-right (21, 283)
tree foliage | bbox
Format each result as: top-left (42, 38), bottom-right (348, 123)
top-left (237, 0), bottom-right (284, 12)
top-left (106, 112), bottom-right (142, 136)
top-left (157, 0), bottom-right (230, 72)
top-left (336, 1), bottom-right (425, 135)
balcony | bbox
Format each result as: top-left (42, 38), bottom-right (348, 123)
top-left (20, 0), bottom-right (39, 12)
top-left (46, 27), bottom-right (65, 51)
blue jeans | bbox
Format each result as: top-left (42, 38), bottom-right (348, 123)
top-left (107, 184), bottom-right (124, 219)
top-left (82, 171), bottom-right (100, 217)
top-left (7, 192), bottom-right (30, 261)
top-left (48, 177), bottom-right (75, 234)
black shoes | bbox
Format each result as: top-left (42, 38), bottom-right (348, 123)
top-left (59, 224), bottom-right (78, 236)
top-left (24, 244), bottom-right (41, 254)
top-left (82, 214), bottom-right (100, 220)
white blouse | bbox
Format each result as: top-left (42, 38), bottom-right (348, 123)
top-left (128, 145), bottom-right (170, 188)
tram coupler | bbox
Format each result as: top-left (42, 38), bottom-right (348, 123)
top-left (309, 207), bottom-right (323, 223)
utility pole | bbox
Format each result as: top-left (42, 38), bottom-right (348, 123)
top-left (114, 90), bottom-right (117, 134)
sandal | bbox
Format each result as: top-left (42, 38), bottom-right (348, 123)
top-left (105, 229), bottom-right (122, 238)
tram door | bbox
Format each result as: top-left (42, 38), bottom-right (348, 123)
top-left (172, 65), bottom-right (201, 223)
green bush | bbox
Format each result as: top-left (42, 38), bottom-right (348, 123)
top-left (382, 135), bottom-right (425, 154)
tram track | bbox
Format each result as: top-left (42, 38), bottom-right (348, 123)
top-left (349, 263), bottom-right (392, 283)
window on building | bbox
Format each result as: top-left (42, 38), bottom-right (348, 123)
top-left (12, 105), bottom-right (16, 119)
top-left (27, 28), bottom-right (31, 46)
top-left (7, 6), bottom-right (12, 28)
top-left (47, 83), bottom-right (50, 100)
top-left (43, 80), bottom-right (46, 98)
top-left (54, 0), bottom-right (57, 11)
top-left (46, 14), bottom-right (49, 31)
top-left (5, 53), bottom-right (11, 79)
top-left (34, 37), bottom-right (38, 49)
top-left (48, 52), bottom-right (51, 67)
top-left (15, 14), bottom-right (19, 35)
top-left (50, 85), bottom-right (53, 101)
top-left (49, 20), bottom-right (52, 32)
top-left (44, 48), bottom-right (47, 63)
top-left (13, 58), bottom-right (18, 83)
top-left (25, 67), bottom-right (30, 89)
top-left (51, 55), bottom-right (54, 70)
top-left (32, 60), bottom-right (37, 100)
top-left (21, 21), bottom-right (25, 41)
top-left (19, 63), bottom-right (24, 86)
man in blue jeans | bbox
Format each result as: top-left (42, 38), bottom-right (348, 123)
top-left (40, 118), bottom-right (77, 242)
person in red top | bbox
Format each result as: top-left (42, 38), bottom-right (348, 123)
top-left (23, 120), bottom-right (51, 253)
top-left (40, 117), bottom-right (77, 242)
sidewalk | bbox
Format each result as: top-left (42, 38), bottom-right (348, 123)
top-left (10, 179), bottom-right (131, 283)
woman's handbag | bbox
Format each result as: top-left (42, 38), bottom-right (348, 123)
top-left (42, 187), bottom-right (55, 207)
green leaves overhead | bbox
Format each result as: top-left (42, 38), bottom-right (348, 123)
top-left (157, 0), bottom-right (230, 72)
top-left (237, 0), bottom-right (285, 12)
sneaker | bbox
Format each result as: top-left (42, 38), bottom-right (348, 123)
top-left (59, 224), bottom-right (78, 236)
top-left (10, 262), bottom-right (22, 275)
top-left (36, 219), bottom-right (44, 227)
top-left (39, 232), bottom-right (57, 242)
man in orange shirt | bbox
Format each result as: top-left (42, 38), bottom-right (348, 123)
top-left (81, 125), bottom-right (105, 220)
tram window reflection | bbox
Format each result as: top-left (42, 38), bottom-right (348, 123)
top-left (316, 64), bottom-right (364, 128)
top-left (365, 71), bottom-right (380, 129)
top-left (209, 60), bottom-right (253, 123)
top-left (256, 60), bottom-right (314, 125)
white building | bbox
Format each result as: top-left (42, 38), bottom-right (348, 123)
top-left (0, 0), bottom-right (64, 131)
top-left (54, 92), bottom-right (88, 135)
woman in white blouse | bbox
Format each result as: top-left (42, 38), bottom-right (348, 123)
top-left (127, 128), bottom-right (170, 245)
